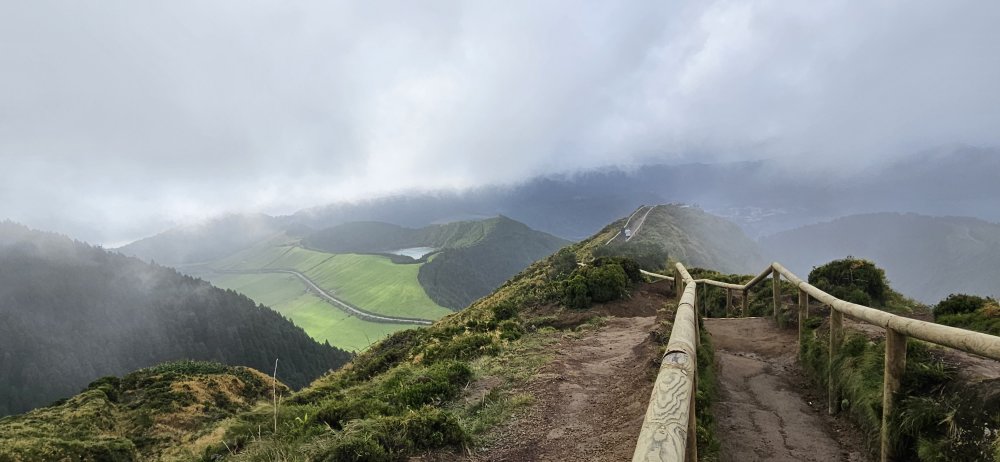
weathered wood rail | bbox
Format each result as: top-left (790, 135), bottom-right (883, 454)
top-left (634, 261), bottom-right (1000, 462)
top-left (633, 263), bottom-right (698, 462)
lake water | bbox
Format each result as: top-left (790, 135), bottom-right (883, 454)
top-left (388, 247), bottom-right (437, 259)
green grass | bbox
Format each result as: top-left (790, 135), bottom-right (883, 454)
top-left (208, 239), bottom-right (451, 320)
top-left (204, 273), bottom-right (413, 352)
top-left (304, 253), bottom-right (452, 319)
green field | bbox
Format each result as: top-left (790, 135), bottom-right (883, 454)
top-left (302, 253), bottom-right (450, 319)
top-left (194, 236), bottom-right (450, 351)
top-left (207, 239), bottom-right (450, 319)
top-left (204, 271), bottom-right (413, 351)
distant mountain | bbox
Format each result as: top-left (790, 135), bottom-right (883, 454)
top-left (118, 213), bottom-right (284, 265)
top-left (760, 213), bottom-right (1000, 303)
top-left (0, 221), bottom-right (349, 417)
top-left (293, 146), bottom-right (1000, 240)
top-left (305, 216), bottom-right (570, 309)
top-left (118, 146), bottom-right (1000, 262)
top-left (624, 205), bottom-right (766, 274)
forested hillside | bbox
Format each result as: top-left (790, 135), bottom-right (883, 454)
top-left (304, 216), bottom-right (569, 309)
top-left (0, 211), bottom-right (656, 460)
top-left (0, 222), bottom-right (349, 417)
top-left (760, 212), bottom-right (1000, 303)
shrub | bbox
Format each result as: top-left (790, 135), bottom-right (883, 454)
top-left (319, 434), bottom-right (389, 462)
top-left (560, 260), bottom-right (634, 309)
top-left (586, 264), bottom-right (629, 303)
top-left (360, 407), bottom-right (467, 453)
top-left (562, 274), bottom-right (591, 309)
top-left (808, 258), bottom-right (889, 307)
top-left (498, 320), bottom-right (525, 341)
top-left (592, 241), bottom-right (667, 271)
top-left (316, 398), bottom-right (392, 429)
top-left (491, 301), bottom-right (518, 322)
top-left (933, 294), bottom-right (989, 318)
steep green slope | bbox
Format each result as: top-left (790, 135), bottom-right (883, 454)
top-left (305, 216), bottom-right (570, 310)
top-left (0, 361), bottom-right (287, 461)
top-left (0, 222), bottom-right (349, 417)
top-left (622, 204), bottom-right (765, 273)
top-left (760, 212), bottom-right (1000, 303)
top-left (302, 218), bottom-right (505, 253)
top-left (0, 214), bottom-right (647, 461)
top-left (188, 234), bottom-right (450, 351)
top-left (204, 271), bottom-right (414, 351)
top-left (417, 217), bottom-right (570, 309)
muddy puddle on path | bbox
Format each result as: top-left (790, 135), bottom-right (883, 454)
top-left (705, 317), bottom-right (867, 462)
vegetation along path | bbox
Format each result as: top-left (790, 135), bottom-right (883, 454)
top-left (212, 268), bottom-right (434, 325)
top-left (706, 317), bottom-right (866, 462)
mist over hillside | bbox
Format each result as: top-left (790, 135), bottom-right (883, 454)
top-left (625, 205), bottom-right (765, 273)
top-left (119, 213), bottom-right (284, 265)
top-left (0, 221), bottom-right (349, 417)
top-left (291, 147), bottom-right (1000, 241)
top-left (760, 212), bottom-right (1000, 303)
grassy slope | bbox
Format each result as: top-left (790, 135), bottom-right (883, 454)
top-left (203, 272), bottom-right (412, 352)
top-left (208, 238), bottom-right (449, 320)
top-left (0, 214), bottom-right (700, 461)
top-left (629, 205), bottom-right (765, 274)
top-left (303, 253), bottom-right (450, 319)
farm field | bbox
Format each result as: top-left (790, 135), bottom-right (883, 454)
top-left (203, 271), bottom-right (414, 351)
top-left (207, 239), bottom-right (451, 320)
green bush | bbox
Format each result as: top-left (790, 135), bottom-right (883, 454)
top-left (498, 320), bottom-right (525, 341)
top-left (562, 274), bottom-right (591, 309)
top-left (561, 260), bottom-right (634, 309)
top-left (491, 301), bottom-right (518, 322)
top-left (318, 407), bottom-right (468, 461)
top-left (587, 264), bottom-right (628, 302)
top-left (808, 258), bottom-right (889, 307)
top-left (592, 241), bottom-right (667, 271)
top-left (319, 434), bottom-right (389, 462)
top-left (934, 294), bottom-right (990, 318)
top-left (316, 398), bottom-right (392, 429)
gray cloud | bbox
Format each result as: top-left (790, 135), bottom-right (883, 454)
top-left (2, 1), bottom-right (999, 244)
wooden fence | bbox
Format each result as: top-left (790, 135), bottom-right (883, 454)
top-left (634, 261), bottom-right (1000, 462)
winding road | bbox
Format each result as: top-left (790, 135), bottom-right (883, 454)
top-left (605, 205), bottom-right (657, 245)
top-left (213, 268), bottom-right (434, 326)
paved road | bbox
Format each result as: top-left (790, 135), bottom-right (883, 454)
top-left (213, 268), bottom-right (434, 326)
top-left (605, 205), bottom-right (657, 245)
top-left (625, 205), bottom-right (656, 242)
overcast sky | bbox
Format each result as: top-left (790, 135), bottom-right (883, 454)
top-left (2, 1), bottom-right (999, 245)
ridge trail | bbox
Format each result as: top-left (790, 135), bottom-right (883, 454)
top-left (706, 317), bottom-right (866, 462)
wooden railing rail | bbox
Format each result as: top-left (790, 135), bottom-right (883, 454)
top-left (633, 262), bottom-right (699, 462)
top-left (673, 261), bottom-right (1000, 462)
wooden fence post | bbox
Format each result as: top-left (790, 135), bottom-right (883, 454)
top-left (880, 328), bottom-right (907, 462)
top-left (828, 309), bottom-right (843, 415)
top-left (703, 285), bottom-right (708, 318)
top-left (726, 289), bottom-right (733, 318)
top-left (798, 289), bottom-right (808, 355)
top-left (693, 284), bottom-right (701, 346)
top-left (742, 289), bottom-right (748, 317)
top-left (772, 268), bottom-right (781, 320)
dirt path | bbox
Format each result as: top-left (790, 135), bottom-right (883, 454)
top-left (468, 315), bottom-right (659, 461)
top-left (706, 317), bottom-right (867, 462)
